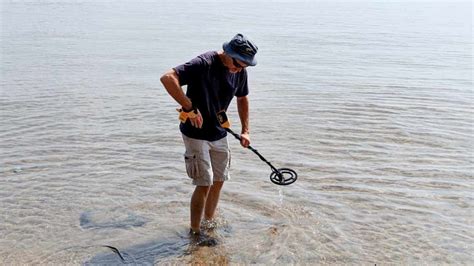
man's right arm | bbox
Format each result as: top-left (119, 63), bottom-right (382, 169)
top-left (160, 69), bottom-right (203, 128)
top-left (160, 69), bottom-right (193, 111)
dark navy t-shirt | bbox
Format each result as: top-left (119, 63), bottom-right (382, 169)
top-left (173, 51), bottom-right (249, 141)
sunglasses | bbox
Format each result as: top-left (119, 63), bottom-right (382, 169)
top-left (232, 57), bottom-right (246, 69)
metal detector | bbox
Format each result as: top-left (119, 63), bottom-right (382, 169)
top-left (217, 111), bottom-right (297, 186)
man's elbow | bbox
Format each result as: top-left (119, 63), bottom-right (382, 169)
top-left (160, 70), bottom-right (176, 85)
top-left (160, 73), bottom-right (171, 85)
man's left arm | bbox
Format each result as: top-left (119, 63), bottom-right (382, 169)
top-left (237, 96), bottom-right (250, 147)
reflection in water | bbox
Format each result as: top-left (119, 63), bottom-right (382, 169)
top-left (80, 208), bottom-right (148, 229)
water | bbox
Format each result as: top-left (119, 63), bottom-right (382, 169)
top-left (1, 0), bottom-right (472, 264)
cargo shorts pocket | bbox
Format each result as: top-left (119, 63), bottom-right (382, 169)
top-left (184, 153), bottom-right (200, 179)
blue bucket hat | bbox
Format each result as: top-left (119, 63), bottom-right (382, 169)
top-left (223, 33), bottom-right (258, 66)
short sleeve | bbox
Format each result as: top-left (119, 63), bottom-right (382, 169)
top-left (173, 56), bottom-right (207, 86)
top-left (235, 69), bottom-right (249, 97)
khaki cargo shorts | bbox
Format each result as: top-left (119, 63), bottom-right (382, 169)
top-left (182, 134), bottom-right (231, 186)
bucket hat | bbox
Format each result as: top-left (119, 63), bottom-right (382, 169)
top-left (222, 33), bottom-right (258, 66)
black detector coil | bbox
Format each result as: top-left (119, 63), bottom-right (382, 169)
top-left (270, 168), bottom-right (298, 186)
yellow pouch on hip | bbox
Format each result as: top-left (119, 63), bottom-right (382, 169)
top-left (216, 110), bottom-right (231, 129)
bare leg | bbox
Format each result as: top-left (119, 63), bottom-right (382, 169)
top-left (190, 186), bottom-right (210, 233)
top-left (204, 181), bottom-right (224, 220)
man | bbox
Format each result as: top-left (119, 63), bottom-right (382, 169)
top-left (160, 34), bottom-right (258, 244)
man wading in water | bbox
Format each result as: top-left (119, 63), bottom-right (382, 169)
top-left (160, 34), bottom-right (258, 246)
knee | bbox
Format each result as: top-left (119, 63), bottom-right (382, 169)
top-left (195, 185), bottom-right (211, 196)
top-left (211, 181), bottom-right (224, 191)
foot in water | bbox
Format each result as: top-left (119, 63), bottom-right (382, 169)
top-left (200, 219), bottom-right (219, 230)
top-left (189, 229), bottom-right (218, 247)
top-left (201, 218), bottom-right (233, 237)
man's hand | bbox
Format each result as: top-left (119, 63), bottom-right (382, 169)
top-left (178, 108), bottom-right (203, 128)
top-left (240, 132), bottom-right (250, 148)
top-left (189, 109), bottom-right (203, 128)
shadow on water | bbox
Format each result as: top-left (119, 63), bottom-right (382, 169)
top-left (85, 230), bottom-right (231, 265)
top-left (85, 236), bottom-right (188, 265)
top-left (73, 208), bottom-right (232, 264)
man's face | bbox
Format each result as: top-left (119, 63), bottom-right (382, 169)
top-left (228, 57), bottom-right (248, 73)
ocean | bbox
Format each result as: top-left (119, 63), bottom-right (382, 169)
top-left (1, 0), bottom-right (472, 264)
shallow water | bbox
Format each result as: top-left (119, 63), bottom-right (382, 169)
top-left (1, 0), bottom-right (473, 264)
